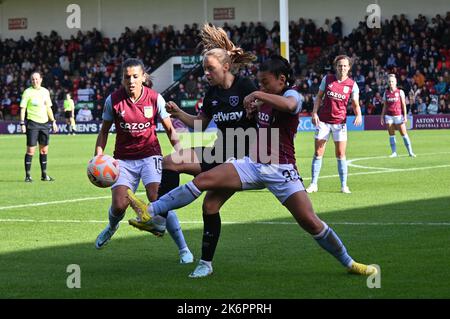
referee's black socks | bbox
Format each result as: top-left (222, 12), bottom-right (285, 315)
top-left (39, 153), bottom-right (47, 178)
top-left (158, 169), bottom-right (180, 218)
top-left (24, 154), bottom-right (33, 177)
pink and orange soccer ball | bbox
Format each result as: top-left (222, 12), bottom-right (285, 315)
top-left (87, 154), bottom-right (120, 188)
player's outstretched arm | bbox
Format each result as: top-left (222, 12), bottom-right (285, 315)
top-left (95, 120), bottom-right (112, 156)
top-left (161, 117), bottom-right (181, 152)
top-left (244, 91), bottom-right (297, 113)
top-left (166, 101), bottom-right (211, 131)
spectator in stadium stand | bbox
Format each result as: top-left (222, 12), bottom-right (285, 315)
top-left (1, 94), bottom-right (12, 120)
top-left (93, 103), bottom-right (104, 121)
top-left (9, 96), bottom-right (20, 121)
top-left (75, 105), bottom-right (93, 122)
top-left (331, 17), bottom-right (343, 38)
top-left (372, 92), bottom-right (384, 115)
top-left (184, 74), bottom-right (198, 97)
top-left (417, 97), bottom-right (427, 114)
top-left (427, 97), bottom-right (439, 114)
top-left (413, 70), bottom-right (426, 88)
top-left (434, 76), bottom-right (448, 95)
top-left (438, 97), bottom-right (449, 113)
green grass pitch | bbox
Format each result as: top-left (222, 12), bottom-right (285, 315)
top-left (0, 129), bottom-right (449, 298)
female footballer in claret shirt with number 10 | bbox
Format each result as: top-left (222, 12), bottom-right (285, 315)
top-left (93, 58), bottom-right (193, 264)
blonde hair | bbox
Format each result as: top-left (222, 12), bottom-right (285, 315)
top-left (388, 74), bottom-right (397, 80)
top-left (200, 23), bottom-right (256, 72)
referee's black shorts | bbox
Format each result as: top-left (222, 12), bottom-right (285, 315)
top-left (64, 111), bottom-right (72, 119)
top-left (26, 120), bottom-right (50, 147)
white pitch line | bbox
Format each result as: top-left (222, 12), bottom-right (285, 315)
top-left (347, 151), bottom-right (450, 171)
top-left (0, 218), bottom-right (449, 226)
top-left (0, 192), bottom-right (146, 211)
top-left (346, 163), bottom-right (395, 171)
top-left (302, 163), bottom-right (450, 181)
top-left (0, 152), bottom-right (449, 211)
top-left (0, 196), bottom-right (111, 211)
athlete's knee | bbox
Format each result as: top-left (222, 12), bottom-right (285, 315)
top-left (202, 199), bottom-right (222, 214)
top-left (314, 143), bottom-right (326, 157)
top-left (112, 196), bottom-right (130, 212)
top-left (193, 172), bottom-right (211, 190)
top-left (302, 216), bottom-right (324, 235)
top-left (314, 148), bottom-right (325, 157)
top-left (146, 190), bottom-right (158, 202)
top-left (335, 148), bottom-right (346, 159)
top-left (335, 151), bottom-right (346, 159)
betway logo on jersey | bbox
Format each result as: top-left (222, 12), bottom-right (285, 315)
top-left (212, 111), bottom-right (243, 122)
top-left (326, 90), bottom-right (347, 101)
top-left (119, 121), bottom-right (152, 131)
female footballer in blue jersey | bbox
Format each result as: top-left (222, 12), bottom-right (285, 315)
top-left (127, 55), bottom-right (377, 279)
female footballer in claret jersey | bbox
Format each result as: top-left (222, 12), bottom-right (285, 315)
top-left (127, 55), bottom-right (377, 279)
top-left (93, 58), bottom-right (193, 264)
top-left (380, 74), bottom-right (416, 157)
top-left (306, 55), bottom-right (362, 194)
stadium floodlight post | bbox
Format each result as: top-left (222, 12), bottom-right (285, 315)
top-left (279, 0), bottom-right (289, 62)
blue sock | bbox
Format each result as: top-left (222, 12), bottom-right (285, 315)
top-left (389, 136), bottom-right (397, 153)
top-left (166, 210), bottom-right (188, 251)
top-left (313, 222), bottom-right (353, 268)
top-left (311, 156), bottom-right (323, 185)
top-left (152, 181), bottom-right (202, 216)
top-left (402, 135), bottom-right (414, 155)
top-left (337, 158), bottom-right (348, 188)
top-left (109, 207), bottom-right (124, 229)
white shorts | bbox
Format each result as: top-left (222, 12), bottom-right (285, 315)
top-left (231, 156), bottom-right (305, 204)
top-left (384, 115), bottom-right (404, 125)
top-left (315, 121), bottom-right (347, 142)
top-left (112, 156), bottom-right (163, 191)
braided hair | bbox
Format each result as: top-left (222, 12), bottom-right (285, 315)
top-left (200, 23), bottom-right (256, 72)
